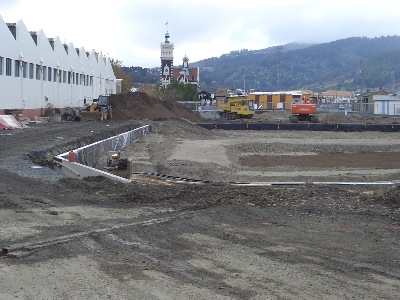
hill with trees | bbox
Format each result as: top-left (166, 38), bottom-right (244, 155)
top-left (124, 36), bottom-right (400, 94)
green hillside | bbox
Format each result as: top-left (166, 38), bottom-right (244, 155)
top-left (193, 36), bottom-right (400, 93)
top-left (124, 36), bottom-right (400, 93)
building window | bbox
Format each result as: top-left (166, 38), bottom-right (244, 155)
top-left (90, 76), bottom-right (93, 86)
top-left (163, 65), bottom-right (169, 74)
top-left (14, 60), bottom-right (20, 77)
top-left (22, 61), bottom-right (27, 78)
top-left (29, 63), bottom-right (34, 79)
top-left (72, 72), bottom-right (75, 84)
top-left (76, 73), bottom-right (78, 85)
top-left (53, 69), bottom-right (57, 82)
top-left (63, 71), bottom-right (66, 83)
top-left (0, 56), bottom-right (3, 75)
top-left (48, 67), bottom-right (52, 81)
top-left (6, 58), bottom-right (12, 76)
top-left (42, 66), bottom-right (47, 81)
top-left (58, 70), bottom-right (62, 83)
top-left (68, 71), bottom-right (71, 84)
top-left (35, 64), bottom-right (40, 80)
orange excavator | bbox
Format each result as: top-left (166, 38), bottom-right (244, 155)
top-left (289, 95), bottom-right (318, 123)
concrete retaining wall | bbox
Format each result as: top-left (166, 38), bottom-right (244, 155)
top-left (53, 125), bottom-right (151, 183)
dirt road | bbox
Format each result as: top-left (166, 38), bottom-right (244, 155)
top-left (0, 114), bottom-right (400, 299)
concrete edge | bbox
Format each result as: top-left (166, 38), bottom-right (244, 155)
top-left (53, 125), bottom-right (151, 183)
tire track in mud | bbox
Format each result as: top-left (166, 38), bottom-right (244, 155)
top-left (3, 210), bottom-right (194, 256)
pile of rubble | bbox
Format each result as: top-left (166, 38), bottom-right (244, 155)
top-left (110, 92), bottom-right (203, 123)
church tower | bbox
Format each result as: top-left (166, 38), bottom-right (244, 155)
top-left (160, 31), bottom-right (174, 88)
top-left (177, 54), bottom-right (190, 83)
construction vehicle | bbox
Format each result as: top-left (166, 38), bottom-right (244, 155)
top-left (104, 151), bottom-right (132, 179)
top-left (80, 95), bottom-right (113, 121)
top-left (217, 95), bottom-right (255, 119)
top-left (289, 103), bottom-right (318, 123)
top-left (62, 107), bottom-right (81, 121)
top-left (289, 94), bottom-right (318, 123)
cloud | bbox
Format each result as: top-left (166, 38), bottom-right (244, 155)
top-left (2, 0), bottom-right (400, 68)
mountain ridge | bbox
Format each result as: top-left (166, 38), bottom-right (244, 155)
top-left (192, 36), bottom-right (400, 93)
top-left (125, 36), bottom-right (400, 93)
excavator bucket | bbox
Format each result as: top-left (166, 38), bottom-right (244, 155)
top-left (80, 111), bottom-right (103, 121)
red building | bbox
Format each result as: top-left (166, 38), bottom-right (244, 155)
top-left (172, 54), bottom-right (199, 89)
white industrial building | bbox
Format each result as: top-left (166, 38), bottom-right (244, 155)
top-left (0, 15), bottom-right (119, 119)
top-left (373, 95), bottom-right (400, 115)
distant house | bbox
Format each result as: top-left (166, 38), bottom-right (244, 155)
top-left (172, 55), bottom-right (199, 89)
top-left (354, 89), bottom-right (389, 113)
top-left (373, 95), bottom-right (400, 115)
top-left (320, 91), bottom-right (354, 103)
top-left (198, 91), bottom-right (212, 100)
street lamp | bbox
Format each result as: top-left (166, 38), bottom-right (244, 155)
top-left (277, 46), bottom-right (283, 91)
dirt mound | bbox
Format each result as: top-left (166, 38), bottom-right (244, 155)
top-left (110, 92), bottom-right (204, 123)
top-left (361, 186), bottom-right (400, 208)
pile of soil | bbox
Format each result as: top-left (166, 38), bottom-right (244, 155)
top-left (361, 186), bottom-right (400, 208)
top-left (110, 92), bottom-right (204, 123)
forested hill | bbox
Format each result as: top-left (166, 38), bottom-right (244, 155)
top-left (192, 36), bottom-right (400, 93)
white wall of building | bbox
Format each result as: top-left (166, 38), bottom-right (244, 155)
top-left (0, 15), bottom-right (117, 119)
top-left (373, 95), bottom-right (400, 115)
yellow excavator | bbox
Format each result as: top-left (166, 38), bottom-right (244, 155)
top-left (217, 95), bottom-right (255, 119)
top-left (80, 95), bottom-right (113, 121)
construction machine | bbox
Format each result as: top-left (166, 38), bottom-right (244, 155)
top-left (62, 107), bottom-right (81, 121)
top-left (80, 95), bottom-right (113, 121)
top-left (104, 151), bottom-right (132, 179)
top-left (289, 94), bottom-right (318, 123)
top-left (217, 95), bottom-right (255, 120)
top-left (289, 103), bottom-right (318, 123)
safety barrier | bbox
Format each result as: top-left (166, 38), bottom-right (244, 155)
top-left (196, 123), bottom-right (400, 132)
top-left (0, 114), bottom-right (24, 129)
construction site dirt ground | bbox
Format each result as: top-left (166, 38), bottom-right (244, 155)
top-left (1, 94), bottom-right (400, 299)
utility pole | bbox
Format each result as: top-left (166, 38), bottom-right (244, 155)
top-left (393, 71), bottom-right (395, 94)
top-left (277, 46), bottom-right (282, 91)
top-left (243, 68), bottom-right (246, 94)
top-left (359, 59), bottom-right (364, 96)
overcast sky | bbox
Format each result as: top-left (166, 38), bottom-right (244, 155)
top-left (1, 0), bottom-right (400, 68)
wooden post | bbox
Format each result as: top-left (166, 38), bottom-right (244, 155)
top-left (126, 158), bottom-right (133, 179)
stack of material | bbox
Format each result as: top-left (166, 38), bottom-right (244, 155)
top-left (110, 91), bottom-right (204, 122)
top-left (0, 115), bottom-right (24, 130)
